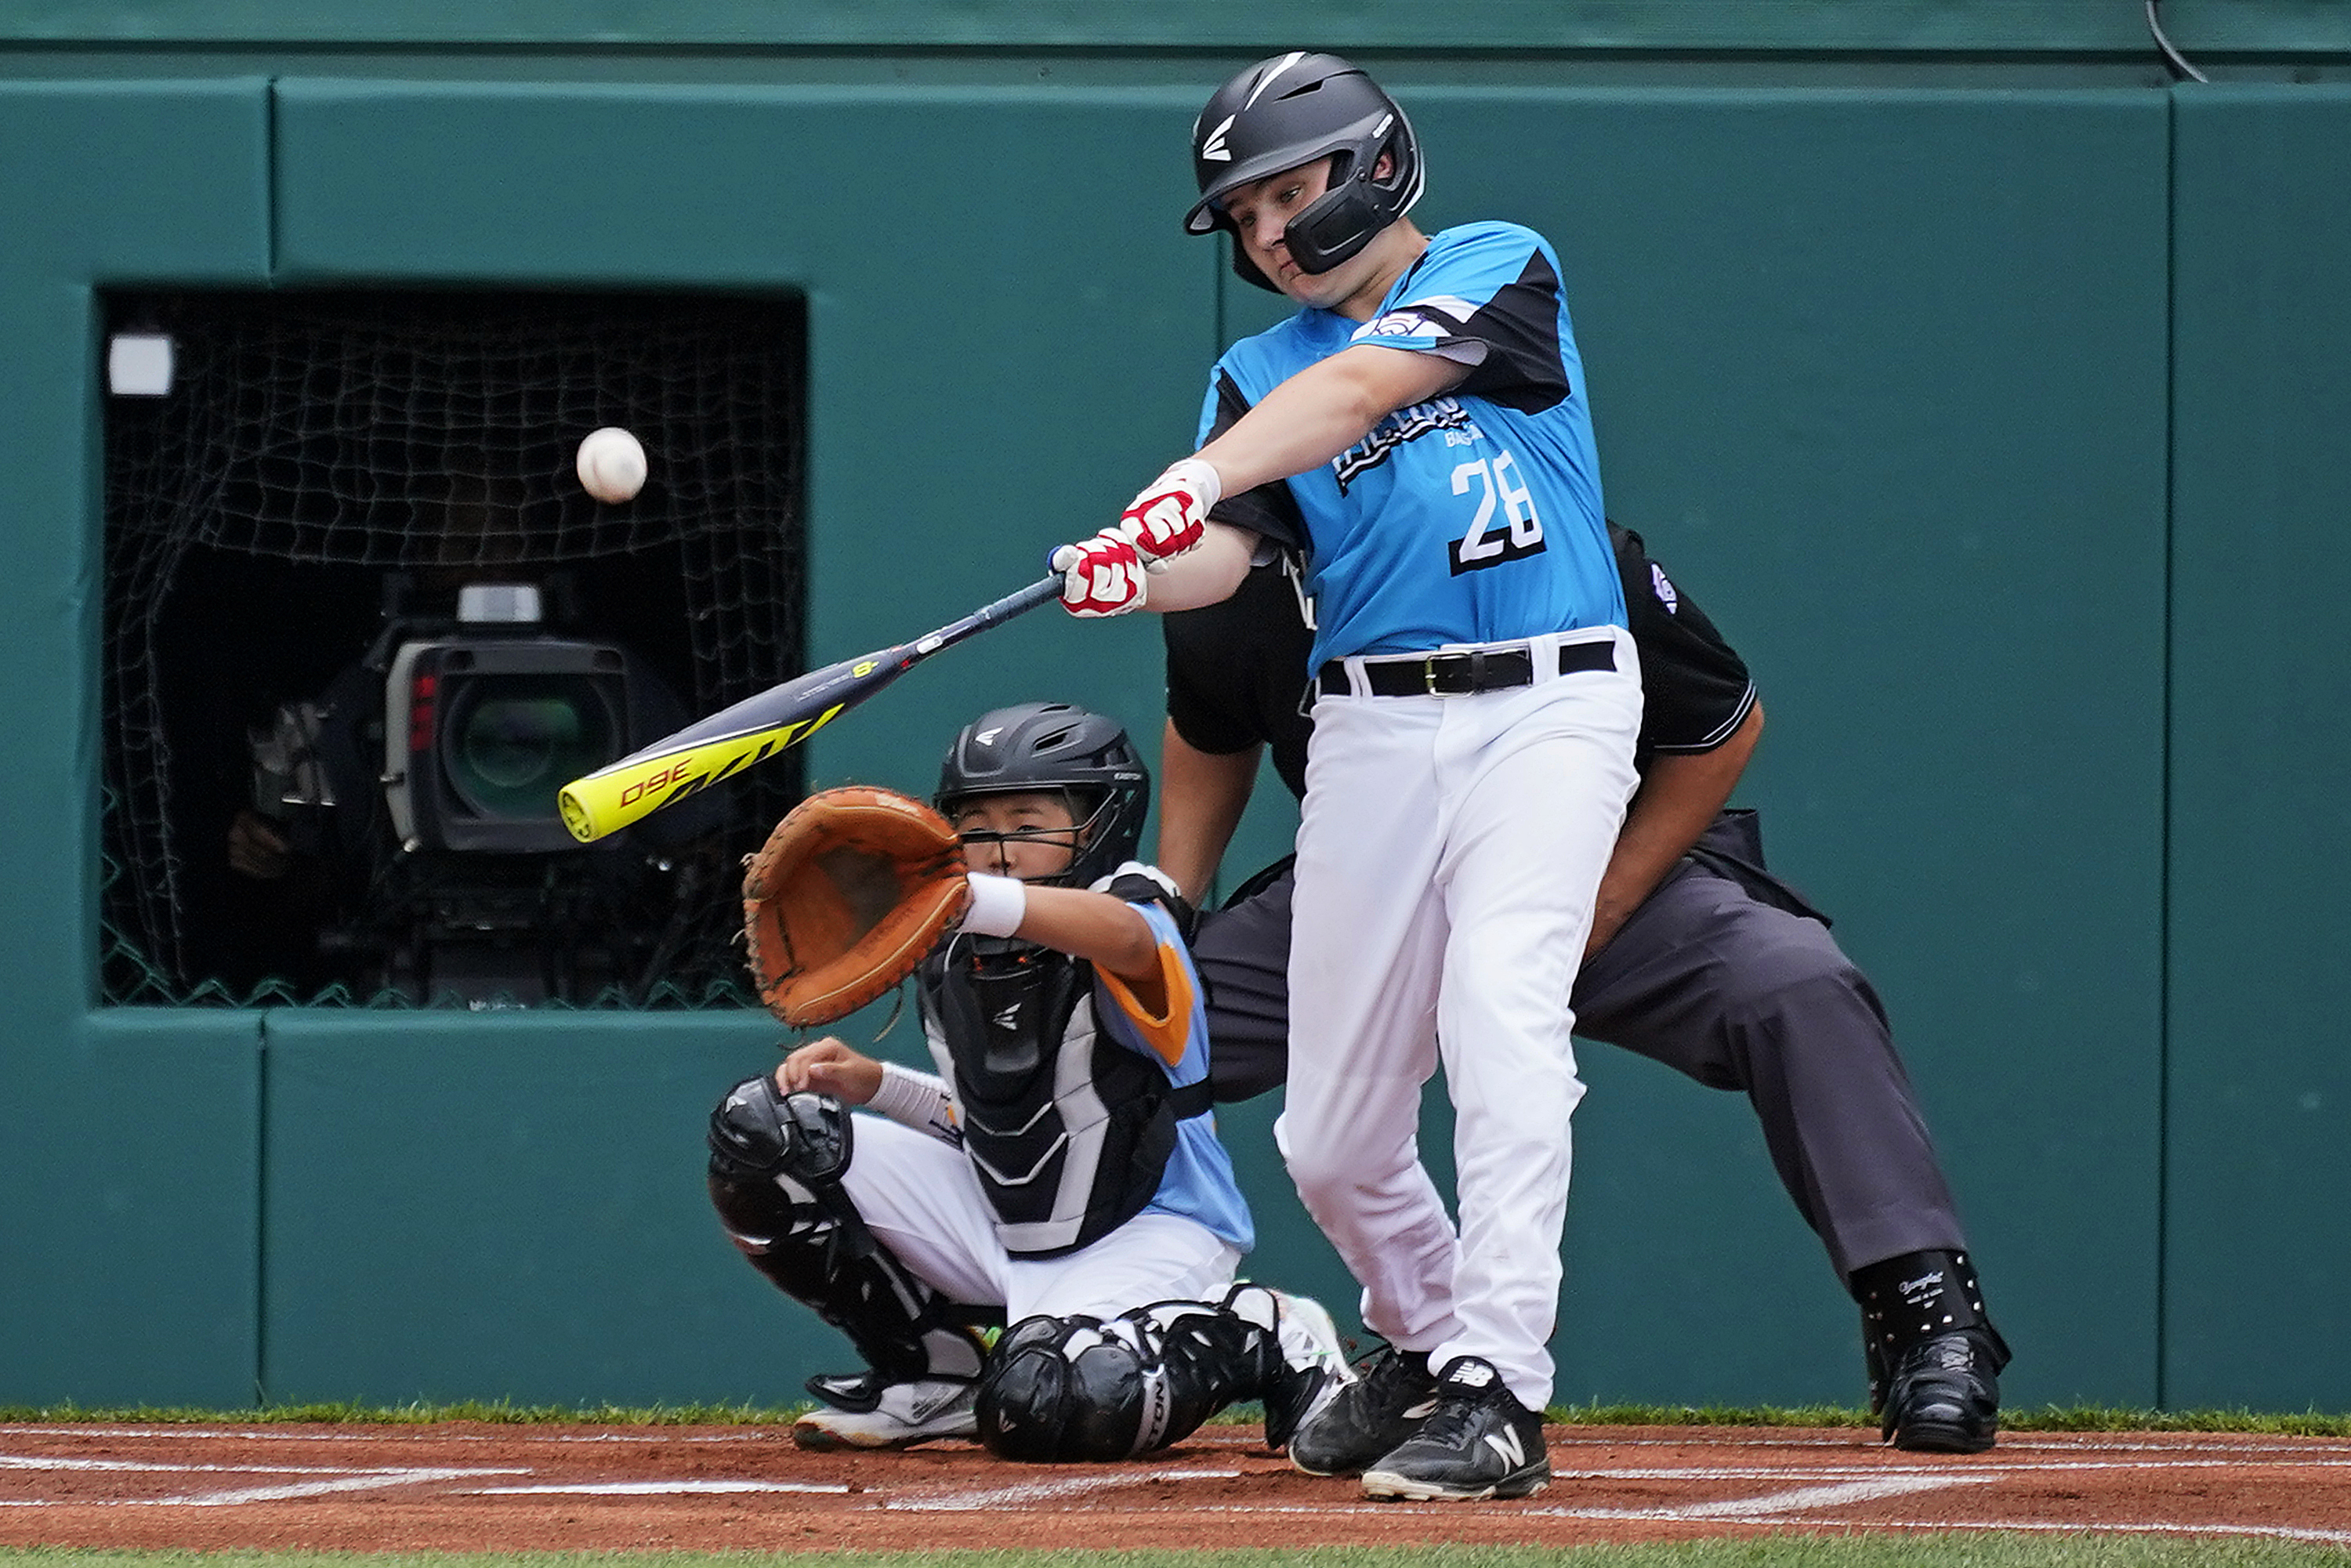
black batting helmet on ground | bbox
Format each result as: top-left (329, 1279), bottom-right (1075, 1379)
top-left (1183, 51), bottom-right (1425, 290)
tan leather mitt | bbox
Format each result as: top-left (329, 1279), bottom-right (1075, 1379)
top-left (742, 785), bottom-right (971, 1027)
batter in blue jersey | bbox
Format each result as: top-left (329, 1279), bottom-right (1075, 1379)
top-left (1047, 52), bottom-right (1645, 1505)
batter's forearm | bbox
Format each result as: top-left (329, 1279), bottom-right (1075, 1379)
top-left (1157, 722), bottom-right (1262, 904)
top-left (1139, 523), bottom-right (1257, 611)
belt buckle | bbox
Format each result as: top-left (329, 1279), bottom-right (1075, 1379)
top-left (1425, 651), bottom-right (1479, 696)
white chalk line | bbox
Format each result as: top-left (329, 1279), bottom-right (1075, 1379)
top-left (0, 1454), bottom-right (509, 1477)
top-left (887, 1468), bottom-right (1240, 1512)
top-left (1541, 1472), bottom-right (2002, 1519)
top-left (0, 1428), bottom-right (773, 1447)
top-left (1554, 1458), bottom-right (2351, 1479)
top-left (1546, 1432), bottom-right (2351, 1457)
top-left (1825, 1519), bottom-right (2351, 1548)
top-left (0, 1465), bottom-right (527, 1508)
top-left (469, 1480), bottom-right (849, 1496)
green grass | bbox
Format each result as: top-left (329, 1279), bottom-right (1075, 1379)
top-left (5, 1400), bottom-right (2348, 1437)
top-left (3, 1543), bottom-right (2349, 1567)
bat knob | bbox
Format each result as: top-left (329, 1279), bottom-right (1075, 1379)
top-left (559, 787), bottom-right (599, 843)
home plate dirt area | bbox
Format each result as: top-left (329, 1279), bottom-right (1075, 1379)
top-left (5, 1421), bottom-right (2349, 1552)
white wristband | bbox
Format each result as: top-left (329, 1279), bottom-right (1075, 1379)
top-left (1161, 455), bottom-right (1224, 511)
top-left (960, 872), bottom-right (1027, 937)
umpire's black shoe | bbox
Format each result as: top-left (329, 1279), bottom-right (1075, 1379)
top-left (1881, 1327), bottom-right (2006, 1454)
top-left (1360, 1356), bottom-right (1549, 1502)
top-left (1288, 1345), bottom-right (1438, 1477)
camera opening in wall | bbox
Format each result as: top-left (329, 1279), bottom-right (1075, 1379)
top-left (100, 287), bottom-right (809, 1009)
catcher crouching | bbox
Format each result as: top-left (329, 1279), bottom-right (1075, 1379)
top-left (708, 701), bottom-right (1355, 1458)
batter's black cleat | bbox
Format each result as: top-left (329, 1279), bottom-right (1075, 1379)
top-left (1360, 1356), bottom-right (1549, 1501)
top-left (1288, 1344), bottom-right (1438, 1477)
top-left (1879, 1327), bottom-right (2005, 1454)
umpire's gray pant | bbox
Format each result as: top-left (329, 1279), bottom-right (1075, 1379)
top-left (1194, 838), bottom-right (1969, 1285)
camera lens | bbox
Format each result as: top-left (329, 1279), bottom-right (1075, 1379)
top-left (447, 678), bottom-right (620, 820)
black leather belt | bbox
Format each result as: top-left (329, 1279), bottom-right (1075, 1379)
top-left (1317, 639), bottom-right (1615, 697)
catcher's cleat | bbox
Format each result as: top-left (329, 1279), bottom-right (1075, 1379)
top-left (1880, 1327), bottom-right (2005, 1454)
top-left (792, 1377), bottom-right (980, 1451)
top-left (1288, 1343), bottom-right (1437, 1477)
top-left (1261, 1291), bottom-right (1357, 1454)
top-left (1360, 1355), bottom-right (1549, 1502)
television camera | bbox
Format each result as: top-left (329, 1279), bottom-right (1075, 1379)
top-left (248, 575), bottom-right (713, 1005)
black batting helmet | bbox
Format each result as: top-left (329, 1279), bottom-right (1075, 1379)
top-left (1183, 51), bottom-right (1425, 292)
top-left (935, 702), bottom-right (1149, 889)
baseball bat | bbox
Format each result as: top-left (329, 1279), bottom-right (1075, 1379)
top-left (557, 573), bottom-right (1063, 843)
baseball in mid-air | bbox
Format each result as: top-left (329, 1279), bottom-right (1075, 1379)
top-left (575, 426), bottom-right (648, 504)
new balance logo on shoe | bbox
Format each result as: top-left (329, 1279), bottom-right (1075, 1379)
top-left (1483, 1427), bottom-right (1525, 1468)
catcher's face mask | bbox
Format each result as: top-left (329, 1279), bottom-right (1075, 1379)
top-left (946, 789), bottom-right (1093, 882)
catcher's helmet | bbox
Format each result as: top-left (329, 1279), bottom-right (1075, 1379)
top-left (1183, 50), bottom-right (1424, 292)
top-left (935, 702), bottom-right (1149, 889)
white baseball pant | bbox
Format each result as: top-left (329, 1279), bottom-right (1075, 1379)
top-left (1277, 625), bottom-right (1641, 1410)
top-left (841, 1115), bottom-right (1242, 1322)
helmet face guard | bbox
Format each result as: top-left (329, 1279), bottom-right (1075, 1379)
top-left (934, 702), bottom-right (1149, 890)
top-left (1184, 52), bottom-right (1425, 291)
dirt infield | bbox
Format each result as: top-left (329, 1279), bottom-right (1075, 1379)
top-left (5, 1420), bottom-right (2350, 1553)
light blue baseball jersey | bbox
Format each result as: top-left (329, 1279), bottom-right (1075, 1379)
top-left (1096, 898), bottom-right (1255, 1254)
top-left (1198, 221), bottom-right (1626, 670)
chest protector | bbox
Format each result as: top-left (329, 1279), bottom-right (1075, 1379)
top-left (920, 936), bottom-right (1209, 1258)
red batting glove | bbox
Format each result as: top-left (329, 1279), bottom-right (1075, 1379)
top-left (1118, 457), bottom-right (1223, 562)
top-left (1050, 531), bottom-right (1150, 617)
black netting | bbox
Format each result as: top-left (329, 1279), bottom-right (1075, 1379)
top-left (101, 290), bottom-right (806, 1008)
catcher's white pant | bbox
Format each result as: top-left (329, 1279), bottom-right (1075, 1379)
top-left (1277, 626), bottom-right (1641, 1410)
top-left (842, 1116), bottom-right (1241, 1323)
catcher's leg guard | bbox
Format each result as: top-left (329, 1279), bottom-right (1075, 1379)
top-left (707, 1073), bottom-right (987, 1389)
top-left (976, 1284), bottom-right (1284, 1462)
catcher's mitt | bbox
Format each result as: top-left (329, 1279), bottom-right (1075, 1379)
top-left (743, 785), bottom-right (972, 1027)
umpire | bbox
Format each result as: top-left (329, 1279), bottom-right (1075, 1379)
top-left (1162, 525), bottom-right (2012, 1453)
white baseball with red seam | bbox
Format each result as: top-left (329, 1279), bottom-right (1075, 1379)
top-left (575, 426), bottom-right (648, 504)
top-left (1118, 457), bottom-right (1223, 560)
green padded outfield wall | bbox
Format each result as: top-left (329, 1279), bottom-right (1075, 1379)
top-left (2166, 86), bottom-right (2351, 1414)
top-left (0, 80), bottom-right (277, 1410)
top-left (2, 3), bottom-right (2347, 1414)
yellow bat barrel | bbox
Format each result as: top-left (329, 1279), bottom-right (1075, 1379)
top-left (558, 701), bottom-right (849, 842)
